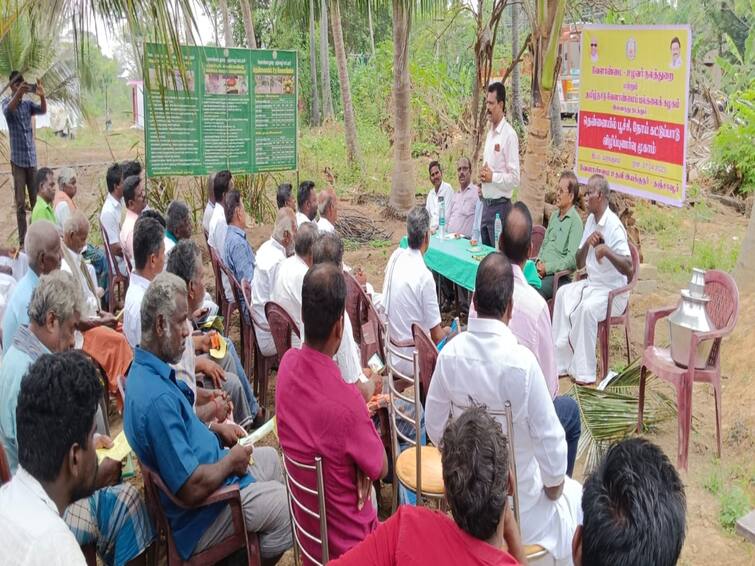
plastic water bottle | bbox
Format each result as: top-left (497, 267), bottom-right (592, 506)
top-left (439, 197), bottom-right (446, 240)
top-left (494, 213), bottom-right (502, 250)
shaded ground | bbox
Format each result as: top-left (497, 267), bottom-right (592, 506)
top-left (2, 128), bottom-right (753, 565)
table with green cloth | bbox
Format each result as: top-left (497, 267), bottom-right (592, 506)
top-left (399, 234), bottom-right (541, 291)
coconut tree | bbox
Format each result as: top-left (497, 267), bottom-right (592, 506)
top-left (510, 2), bottom-right (524, 128)
top-left (308, 0), bottom-right (321, 125)
top-left (219, 0), bottom-right (234, 47)
top-left (320, 0), bottom-right (335, 120)
top-left (329, 0), bottom-right (361, 168)
top-left (240, 0), bottom-right (258, 48)
top-left (518, 0), bottom-right (566, 224)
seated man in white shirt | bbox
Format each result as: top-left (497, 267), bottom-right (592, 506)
top-left (383, 206), bottom-right (448, 375)
top-left (0, 351), bottom-right (148, 565)
top-left (316, 189), bottom-right (338, 233)
top-left (425, 160), bottom-right (455, 232)
top-left (271, 221), bottom-right (318, 349)
top-left (295, 180), bottom-right (317, 227)
top-left (99, 162), bottom-right (126, 275)
top-left (250, 207), bottom-right (297, 357)
top-left (552, 174), bottom-right (633, 385)
top-left (426, 252), bottom-right (581, 563)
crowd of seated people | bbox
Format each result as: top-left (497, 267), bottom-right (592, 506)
top-left (0, 160), bottom-right (679, 566)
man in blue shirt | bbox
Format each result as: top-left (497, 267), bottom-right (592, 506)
top-left (124, 272), bottom-right (291, 563)
top-left (223, 190), bottom-right (256, 322)
top-left (2, 71), bottom-right (47, 245)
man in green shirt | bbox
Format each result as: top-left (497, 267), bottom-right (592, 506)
top-left (30, 167), bottom-right (57, 225)
top-left (536, 171), bottom-right (584, 299)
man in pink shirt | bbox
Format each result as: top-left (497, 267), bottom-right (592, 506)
top-left (446, 157), bottom-right (480, 238)
top-left (276, 262), bottom-right (388, 563)
top-left (119, 174), bottom-right (146, 266)
top-left (331, 405), bottom-right (525, 566)
top-left (499, 203), bottom-right (581, 476)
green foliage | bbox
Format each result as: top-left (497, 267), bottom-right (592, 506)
top-left (233, 174), bottom-right (277, 224)
top-left (634, 201), bottom-right (681, 235)
top-left (713, 84), bottom-right (755, 194)
top-left (719, 486), bottom-right (751, 532)
top-left (657, 239), bottom-right (741, 275)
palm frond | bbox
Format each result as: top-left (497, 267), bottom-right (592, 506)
top-left (567, 359), bottom-right (678, 474)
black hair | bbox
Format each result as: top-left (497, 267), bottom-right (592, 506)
top-left (133, 217), bottom-right (165, 270)
top-left (295, 221), bottom-right (319, 258)
top-left (34, 167), bottom-right (54, 191)
top-left (487, 82), bottom-right (506, 108)
top-left (670, 36), bottom-right (681, 48)
top-left (106, 163), bottom-right (123, 194)
top-left (214, 170), bottom-right (232, 203)
top-left (581, 438), bottom-right (686, 566)
top-left (277, 183), bottom-right (293, 209)
top-left (312, 231), bottom-right (343, 266)
top-left (500, 202), bottom-right (532, 265)
top-left (120, 160), bottom-right (142, 179)
top-left (166, 200), bottom-right (191, 236)
top-left (297, 180), bottom-right (316, 211)
top-left (440, 404), bottom-right (509, 541)
top-left (473, 252), bottom-right (513, 319)
top-left (122, 175), bottom-right (142, 207)
top-left (559, 170), bottom-right (580, 205)
top-left (17, 351), bottom-right (102, 482)
top-left (224, 190), bottom-right (243, 224)
top-left (9, 70), bottom-right (22, 84)
top-left (139, 208), bottom-right (166, 228)
top-left (428, 160), bottom-right (441, 175)
top-left (302, 263), bottom-right (346, 345)
top-left (167, 239), bottom-right (201, 284)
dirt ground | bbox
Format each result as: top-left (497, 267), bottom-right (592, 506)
top-left (2, 133), bottom-right (753, 565)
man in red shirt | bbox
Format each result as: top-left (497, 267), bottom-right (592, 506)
top-left (276, 262), bottom-right (388, 563)
top-left (332, 405), bottom-right (525, 566)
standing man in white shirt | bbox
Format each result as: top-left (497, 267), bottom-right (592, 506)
top-left (271, 221), bottom-right (318, 348)
top-left (250, 207), bottom-right (297, 357)
top-left (426, 253), bottom-right (581, 563)
top-left (383, 206), bottom-right (448, 375)
top-left (208, 170), bottom-right (232, 255)
top-left (0, 351), bottom-right (109, 565)
top-left (552, 174), bottom-right (633, 385)
top-left (479, 82), bottom-right (520, 247)
top-left (316, 189), bottom-right (338, 233)
top-left (425, 161), bottom-right (455, 232)
top-left (99, 162), bottom-right (127, 275)
top-left (201, 173), bottom-right (216, 236)
top-left (296, 180), bottom-right (318, 227)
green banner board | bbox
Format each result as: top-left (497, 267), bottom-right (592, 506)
top-left (144, 43), bottom-right (298, 176)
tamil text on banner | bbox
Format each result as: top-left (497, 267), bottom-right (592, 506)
top-left (575, 25), bottom-right (691, 206)
top-left (144, 44), bottom-right (298, 176)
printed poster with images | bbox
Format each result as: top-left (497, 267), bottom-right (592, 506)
top-left (575, 25), bottom-right (691, 206)
top-left (144, 43), bottom-right (297, 176)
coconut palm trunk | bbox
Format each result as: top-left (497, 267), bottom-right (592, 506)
top-left (240, 0), bottom-right (257, 48)
top-left (519, 0), bottom-right (566, 224)
top-left (510, 3), bottom-right (524, 128)
top-left (320, 0), bottom-right (335, 120)
top-left (367, 0), bottom-right (376, 58)
top-left (329, 0), bottom-right (361, 167)
top-left (219, 0), bottom-right (233, 47)
top-left (308, 0), bottom-right (321, 125)
top-left (388, 0), bottom-right (414, 214)
top-left (734, 209), bottom-right (755, 293)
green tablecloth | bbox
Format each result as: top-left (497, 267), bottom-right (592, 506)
top-left (399, 234), bottom-right (542, 291)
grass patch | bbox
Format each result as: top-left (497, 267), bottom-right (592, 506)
top-left (701, 462), bottom-right (754, 533)
top-left (657, 239), bottom-right (740, 276)
top-left (719, 486), bottom-right (751, 533)
top-left (635, 201), bottom-right (681, 235)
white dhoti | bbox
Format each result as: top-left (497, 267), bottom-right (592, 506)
top-left (552, 280), bottom-right (627, 383)
top-left (254, 323), bottom-right (277, 357)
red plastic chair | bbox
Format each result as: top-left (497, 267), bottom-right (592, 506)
top-left (344, 271), bottom-right (386, 366)
top-left (638, 269), bottom-right (739, 471)
top-left (411, 323), bottom-right (438, 406)
top-left (140, 461), bottom-right (261, 565)
top-left (530, 225), bottom-right (546, 259)
top-left (595, 242), bottom-right (640, 381)
top-left (265, 301), bottom-right (301, 360)
top-left (100, 224), bottom-right (130, 313)
top-left (208, 246), bottom-right (237, 325)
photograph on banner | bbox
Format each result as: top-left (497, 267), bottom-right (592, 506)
top-left (143, 43), bottom-right (298, 177)
top-left (575, 25), bottom-right (691, 206)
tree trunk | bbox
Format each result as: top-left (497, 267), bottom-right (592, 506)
top-left (367, 0), bottom-right (376, 58)
top-left (329, 0), bottom-right (362, 167)
top-left (550, 87), bottom-right (562, 146)
top-left (219, 0), bottom-right (233, 47)
top-left (388, 0), bottom-right (414, 214)
top-left (510, 3), bottom-right (524, 128)
top-left (309, 0), bottom-right (321, 126)
top-left (734, 209), bottom-right (755, 294)
top-left (320, 0), bottom-right (335, 120)
top-left (240, 0), bottom-right (257, 48)
top-left (520, 105), bottom-right (550, 224)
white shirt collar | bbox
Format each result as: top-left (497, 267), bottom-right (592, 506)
top-left (467, 315), bottom-right (515, 342)
top-left (130, 272), bottom-right (151, 290)
top-left (14, 466), bottom-right (60, 516)
top-left (106, 193), bottom-right (122, 209)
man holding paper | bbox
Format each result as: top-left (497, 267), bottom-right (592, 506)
top-left (479, 82), bottom-right (520, 247)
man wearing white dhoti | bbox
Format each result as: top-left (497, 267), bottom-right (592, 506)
top-left (426, 253), bottom-right (582, 564)
top-left (552, 175), bottom-right (633, 385)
